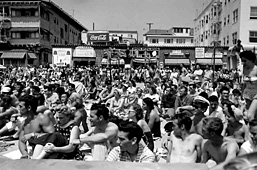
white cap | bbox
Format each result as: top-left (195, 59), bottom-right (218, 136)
top-left (1, 87), bottom-right (11, 93)
top-left (194, 96), bottom-right (210, 105)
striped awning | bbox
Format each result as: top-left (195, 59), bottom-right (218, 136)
top-left (1, 52), bottom-right (26, 59)
top-left (28, 53), bottom-right (37, 59)
top-left (196, 58), bottom-right (223, 65)
top-left (133, 58), bottom-right (157, 63)
top-left (10, 27), bottom-right (39, 32)
top-left (165, 58), bottom-right (190, 65)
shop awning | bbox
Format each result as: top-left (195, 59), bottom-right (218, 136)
top-left (133, 58), bottom-right (157, 63)
top-left (1, 51), bottom-right (26, 59)
top-left (28, 53), bottom-right (37, 59)
top-left (196, 58), bottom-right (223, 65)
top-left (10, 27), bottom-right (39, 32)
top-left (101, 58), bottom-right (125, 65)
top-left (165, 58), bottom-right (190, 65)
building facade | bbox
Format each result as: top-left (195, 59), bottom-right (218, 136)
top-left (194, 0), bottom-right (257, 69)
top-left (0, 0), bottom-right (87, 66)
top-left (143, 27), bottom-right (194, 47)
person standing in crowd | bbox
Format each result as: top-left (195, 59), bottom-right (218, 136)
top-left (71, 103), bottom-right (118, 161)
top-left (106, 121), bottom-right (155, 162)
top-left (161, 85), bottom-right (176, 119)
top-left (240, 51), bottom-right (257, 110)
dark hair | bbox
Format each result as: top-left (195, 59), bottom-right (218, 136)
top-left (130, 80), bottom-right (136, 87)
top-left (69, 83), bottom-right (75, 89)
top-left (150, 85), bottom-right (157, 94)
top-left (177, 115), bottom-right (192, 131)
top-left (132, 103), bottom-right (144, 120)
top-left (220, 86), bottom-right (230, 94)
top-left (91, 103), bottom-right (109, 120)
top-left (240, 50), bottom-right (256, 63)
top-left (44, 85), bottom-right (53, 92)
top-left (249, 119), bottom-right (257, 127)
top-left (199, 92), bottom-right (209, 100)
top-left (32, 86), bottom-right (40, 93)
top-left (180, 85), bottom-right (188, 93)
top-left (143, 97), bottom-right (154, 111)
top-left (19, 95), bottom-right (38, 113)
top-left (232, 89), bottom-right (241, 96)
top-left (221, 99), bottom-right (235, 118)
top-left (208, 95), bottom-right (219, 102)
top-left (118, 120), bottom-right (143, 143)
top-left (202, 117), bottom-right (223, 136)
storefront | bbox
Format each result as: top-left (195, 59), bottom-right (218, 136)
top-left (73, 46), bottom-right (96, 66)
top-left (194, 47), bottom-right (225, 70)
top-left (52, 48), bottom-right (72, 67)
top-left (1, 49), bottom-right (37, 66)
top-left (163, 50), bottom-right (191, 68)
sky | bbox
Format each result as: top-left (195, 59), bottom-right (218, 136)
top-left (52, 0), bottom-right (211, 40)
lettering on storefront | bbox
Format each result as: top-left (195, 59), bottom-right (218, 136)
top-left (87, 33), bottom-right (109, 42)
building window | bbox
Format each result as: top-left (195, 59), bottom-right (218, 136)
top-left (227, 35), bottom-right (229, 45)
top-left (191, 39), bottom-right (194, 44)
top-left (233, 9), bottom-right (238, 23)
top-left (250, 7), bottom-right (257, 19)
top-left (249, 31), bottom-right (257, 43)
top-left (227, 15), bottom-right (230, 24)
top-left (40, 9), bottom-right (49, 21)
top-left (176, 38), bottom-right (185, 44)
top-left (60, 28), bottom-right (64, 39)
top-left (223, 37), bottom-right (226, 46)
top-left (164, 39), bottom-right (173, 43)
top-left (151, 39), bottom-right (158, 43)
top-left (232, 32), bottom-right (237, 44)
top-left (224, 17), bottom-right (226, 26)
top-left (65, 24), bottom-right (68, 32)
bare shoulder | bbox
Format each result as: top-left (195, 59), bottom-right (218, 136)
top-left (106, 122), bottom-right (118, 131)
top-left (189, 133), bottom-right (203, 143)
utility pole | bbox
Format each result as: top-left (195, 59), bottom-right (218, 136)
top-left (146, 23), bottom-right (153, 31)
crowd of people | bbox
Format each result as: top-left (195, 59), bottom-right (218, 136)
top-left (0, 50), bottom-right (257, 170)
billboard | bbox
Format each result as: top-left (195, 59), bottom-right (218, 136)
top-left (87, 32), bottom-right (109, 42)
top-left (52, 48), bottom-right (72, 67)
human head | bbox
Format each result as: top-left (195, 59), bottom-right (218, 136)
top-left (55, 106), bottom-right (72, 126)
top-left (173, 113), bottom-right (192, 137)
top-left (44, 85), bottom-right (54, 97)
top-left (60, 92), bottom-right (69, 104)
top-left (240, 51), bottom-right (256, 68)
top-left (89, 103), bottom-right (109, 126)
top-left (202, 117), bottom-right (223, 139)
top-left (193, 96), bottom-right (210, 114)
top-left (220, 86), bottom-right (230, 100)
top-left (142, 97), bottom-right (154, 111)
top-left (18, 95), bottom-right (38, 115)
top-left (208, 95), bottom-right (219, 111)
top-left (128, 103), bottom-right (144, 121)
top-left (117, 120), bottom-right (143, 152)
top-left (249, 119), bottom-right (257, 145)
top-left (179, 85), bottom-right (188, 97)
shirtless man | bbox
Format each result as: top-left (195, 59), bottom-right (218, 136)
top-left (18, 95), bottom-right (55, 159)
top-left (222, 100), bottom-right (248, 146)
top-left (72, 103), bottom-right (118, 161)
top-left (202, 117), bottom-right (239, 170)
top-left (167, 113), bottom-right (203, 163)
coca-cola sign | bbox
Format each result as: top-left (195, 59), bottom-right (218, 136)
top-left (87, 33), bottom-right (109, 42)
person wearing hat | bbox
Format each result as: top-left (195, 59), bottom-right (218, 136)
top-left (174, 85), bottom-right (194, 113)
top-left (190, 95), bottom-right (210, 135)
top-left (1, 86), bottom-right (19, 107)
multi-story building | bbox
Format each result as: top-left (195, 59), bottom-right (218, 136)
top-left (0, 0), bottom-right (87, 66)
top-left (143, 27), bottom-right (194, 47)
top-left (194, 0), bottom-right (257, 69)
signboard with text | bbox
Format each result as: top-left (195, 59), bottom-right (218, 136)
top-left (195, 48), bottom-right (205, 58)
top-left (87, 32), bottom-right (109, 42)
top-left (204, 52), bottom-right (223, 58)
top-left (73, 47), bottom-right (96, 58)
top-left (52, 48), bottom-right (72, 66)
